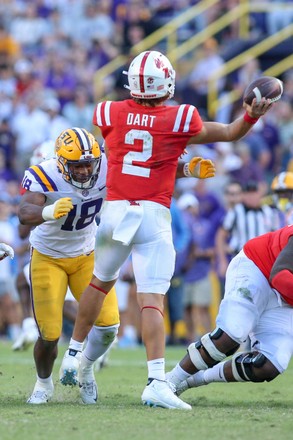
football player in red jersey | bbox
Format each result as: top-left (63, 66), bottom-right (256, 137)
top-left (60, 50), bottom-right (274, 410)
top-left (166, 225), bottom-right (293, 395)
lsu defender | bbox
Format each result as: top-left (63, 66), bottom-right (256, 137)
top-left (271, 171), bottom-right (293, 225)
top-left (18, 127), bottom-right (120, 405)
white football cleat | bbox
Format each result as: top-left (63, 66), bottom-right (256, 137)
top-left (78, 359), bottom-right (98, 404)
top-left (59, 349), bottom-right (81, 386)
top-left (79, 380), bottom-right (98, 404)
top-left (12, 317), bottom-right (39, 351)
top-left (141, 379), bottom-right (192, 410)
top-left (27, 382), bottom-right (54, 404)
top-left (12, 327), bottom-right (39, 351)
top-left (165, 371), bottom-right (190, 396)
top-left (12, 332), bottom-right (28, 351)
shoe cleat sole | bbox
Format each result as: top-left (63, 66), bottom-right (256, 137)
top-left (60, 369), bottom-right (78, 386)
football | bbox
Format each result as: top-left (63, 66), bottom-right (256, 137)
top-left (243, 76), bottom-right (283, 105)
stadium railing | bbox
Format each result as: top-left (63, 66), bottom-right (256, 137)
top-left (93, 0), bottom-right (293, 115)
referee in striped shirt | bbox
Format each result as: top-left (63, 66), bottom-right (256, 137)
top-left (216, 180), bottom-right (284, 286)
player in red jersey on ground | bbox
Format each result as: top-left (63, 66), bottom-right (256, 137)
top-left (166, 224), bottom-right (293, 394)
top-left (60, 50), bottom-right (274, 409)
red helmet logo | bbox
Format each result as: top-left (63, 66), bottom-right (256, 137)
top-left (154, 57), bottom-right (164, 69)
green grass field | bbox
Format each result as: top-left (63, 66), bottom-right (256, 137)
top-left (0, 341), bottom-right (293, 440)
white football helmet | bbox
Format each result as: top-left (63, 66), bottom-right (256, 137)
top-left (30, 140), bottom-right (56, 166)
top-left (124, 50), bottom-right (176, 99)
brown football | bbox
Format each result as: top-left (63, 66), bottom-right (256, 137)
top-left (243, 76), bottom-right (283, 105)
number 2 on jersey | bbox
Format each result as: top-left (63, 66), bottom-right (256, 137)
top-left (122, 129), bottom-right (152, 178)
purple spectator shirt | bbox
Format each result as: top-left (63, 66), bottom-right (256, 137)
top-left (181, 211), bottom-right (217, 283)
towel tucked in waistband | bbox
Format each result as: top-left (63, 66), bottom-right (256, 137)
top-left (112, 203), bottom-right (144, 245)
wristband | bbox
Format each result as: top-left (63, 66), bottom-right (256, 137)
top-left (183, 162), bottom-right (192, 177)
top-left (243, 111), bottom-right (259, 125)
top-left (42, 204), bottom-right (54, 221)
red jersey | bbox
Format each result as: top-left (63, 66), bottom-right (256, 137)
top-left (93, 99), bottom-right (203, 208)
top-left (243, 225), bottom-right (293, 280)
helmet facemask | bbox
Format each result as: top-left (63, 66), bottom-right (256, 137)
top-left (272, 191), bottom-right (293, 212)
top-left (59, 156), bottom-right (101, 189)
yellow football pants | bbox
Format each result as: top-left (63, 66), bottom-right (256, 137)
top-left (30, 248), bottom-right (119, 341)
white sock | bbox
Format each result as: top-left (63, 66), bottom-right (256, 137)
top-left (166, 363), bottom-right (190, 386)
top-left (68, 338), bottom-right (84, 352)
top-left (202, 362), bottom-right (227, 384)
top-left (79, 354), bottom-right (95, 382)
top-left (188, 370), bottom-right (206, 387)
top-left (36, 374), bottom-right (54, 390)
top-left (147, 358), bottom-right (165, 381)
top-left (23, 317), bottom-right (37, 331)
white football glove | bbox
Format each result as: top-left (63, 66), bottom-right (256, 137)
top-left (0, 243), bottom-right (14, 261)
top-left (42, 197), bottom-right (74, 221)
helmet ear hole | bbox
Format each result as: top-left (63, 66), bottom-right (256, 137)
top-left (57, 156), bottom-right (70, 182)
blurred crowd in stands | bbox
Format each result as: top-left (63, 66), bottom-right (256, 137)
top-left (0, 0), bottom-right (292, 346)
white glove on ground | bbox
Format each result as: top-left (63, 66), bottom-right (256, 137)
top-left (0, 243), bottom-right (14, 260)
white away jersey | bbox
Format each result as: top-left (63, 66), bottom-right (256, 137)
top-left (21, 155), bottom-right (107, 258)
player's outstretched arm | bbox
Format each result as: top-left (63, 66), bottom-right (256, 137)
top-left (189, 97), bottom-right (273, 145)
top-left (194, 76), bottom-right (283, 144)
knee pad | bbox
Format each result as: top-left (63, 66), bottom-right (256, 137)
top-left (84, 324), bottom-right (119, 361)
top-left (102, 325), bottom-right (119, 346)
top-left (187, 342), bottom-right (209, 370)
top-left (231, 351), bottom-right (268, 382)
top-left (188, 328), bottom-right (239, 370)
top-left (99, 325), bottom-right (119, 346)
top-left (88, 324), bottom-right (119, 346)
top-left (209, 327), bottom-right (240, 356)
